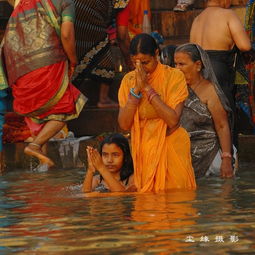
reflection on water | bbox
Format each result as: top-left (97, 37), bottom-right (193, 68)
top-left (0, 163), bottom-right (254, 254)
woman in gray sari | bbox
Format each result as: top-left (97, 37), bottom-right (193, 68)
top-left (174, 43), bottom-right (235, 178)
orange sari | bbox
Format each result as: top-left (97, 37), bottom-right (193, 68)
top-left (128, 0), bottom-right (151, 37)
top-left (118, 62), bottom-right (196, 192)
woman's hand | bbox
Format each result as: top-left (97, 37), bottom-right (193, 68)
top-left (134, 60), bottom-right (148, 93)
top-left (86, 146), bottom-right (96, 173)
top-left (68, 62), bottom-right (76, 79)
top-left (220, 158), bottom-right (234, 178)
top-left (89, 148), bottom-right (105, 172)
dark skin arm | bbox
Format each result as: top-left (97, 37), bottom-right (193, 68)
top-left (206, 84), bottom-right (233, 178)
top-left (83, 147), bottom-right (98, 192)
top-left (61, 21), bottom-right (77, 77)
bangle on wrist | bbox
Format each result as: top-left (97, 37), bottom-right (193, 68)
top-left (130, 87), bottom-right (142, 99)
top-left (128, 94), bottom-right (140, 106)
top-left (221, 152), bottom-right (232, 159)
top-left (145, 87), bottom-right (159, 103)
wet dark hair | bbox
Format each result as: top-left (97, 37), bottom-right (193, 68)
top-left (130, 33), bottom-right (158, 56)
top-left (160, 44), bottom-right (177, 67)
top-left (99, 133), bottom-right (134, 181)
top-left (175, 43), bottom-right (202, 63)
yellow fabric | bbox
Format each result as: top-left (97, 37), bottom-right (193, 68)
top-left (118, 62), bottom-right (196, 192)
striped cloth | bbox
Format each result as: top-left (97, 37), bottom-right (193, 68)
top-left (72, 0), bottom-right (115, 86)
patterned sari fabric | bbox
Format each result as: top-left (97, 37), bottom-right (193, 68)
top-left (1, 0), bottom-right (86, 135)
top-left (118, 63), bottom-right (196, 192)
top-left (245, 0), bottom-right (255, 129)
top-left (181, 88), bottom-right (220, 178)
top-left (72, 0), bottom-right (115, 86)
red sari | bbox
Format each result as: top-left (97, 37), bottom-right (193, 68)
top-left (2, 0), bottom-right (86, 135)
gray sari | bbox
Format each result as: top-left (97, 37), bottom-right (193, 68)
top-left (178, 43), bottom-right (233, 178)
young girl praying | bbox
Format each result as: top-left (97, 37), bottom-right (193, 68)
top-left (83, 133), bottom-right (136, 192)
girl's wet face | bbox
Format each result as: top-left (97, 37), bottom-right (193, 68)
top-left (131, 52), bottom-right (158, 74)
top-left (101, 143), bottom-right (124, 174)
top-left (174, 52), bottom-right (201, 84)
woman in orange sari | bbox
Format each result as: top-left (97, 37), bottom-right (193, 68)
top-left (118, 33), bottom-right (196, 192)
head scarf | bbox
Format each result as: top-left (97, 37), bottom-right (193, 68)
top-left (175, 43), bottom-right (234, 130)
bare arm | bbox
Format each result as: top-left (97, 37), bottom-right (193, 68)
top-left (146, 85), bottom-right (184, 128)
top-left (228, 11), bottom-right (251, 51)
top-left (82, 168), bottom-right (95, 192)
top-left (61, 21), bottom-right (77, 67)
top-left (83, 147), bottom-right (98, 192)
top-left (97, 166), bottom-right (126, 192)
top-left (206, 85), bottom-right (233, 178)
top-left (118, 100), bottom-right (138, 130)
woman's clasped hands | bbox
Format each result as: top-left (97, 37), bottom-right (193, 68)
top-left (134, 60), bottom-right (151, 93)
top-left (86, 146), bottom-right (104, 173)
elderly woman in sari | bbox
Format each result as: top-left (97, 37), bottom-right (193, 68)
top-left (0, 0), bottom-right (86, 167)
top-left (174, 43), bottom-right (235, 178)
top-left (118, 34), bottom-right (196, 192)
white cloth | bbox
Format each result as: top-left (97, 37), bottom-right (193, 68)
top-left (205, 146), bottom-right (237, 176)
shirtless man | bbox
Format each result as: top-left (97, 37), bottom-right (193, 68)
top-left (190, 0), bottom-right (251, 51)
top-left (190, 0), bottom-right (251, 147)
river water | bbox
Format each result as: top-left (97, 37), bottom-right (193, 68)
top-left (0, 162), bottom-right (254, 254)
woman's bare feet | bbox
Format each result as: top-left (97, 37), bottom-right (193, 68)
top-left (24, 143), bottom-right (54, 167)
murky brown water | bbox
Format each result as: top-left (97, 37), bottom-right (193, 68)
top-left (0, 162), bottom-right (254, 254)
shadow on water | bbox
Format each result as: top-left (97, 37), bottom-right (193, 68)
top-left (0, 162), bottom-right (254, 254)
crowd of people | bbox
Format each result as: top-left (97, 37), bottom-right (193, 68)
top-left (0, 0), bottom-right (254, 193)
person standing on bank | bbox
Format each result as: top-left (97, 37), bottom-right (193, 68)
top-left (118, 33), bottom-right (196, 192)
top-left (72, 0), bottom-right (130, 108)
top-left (190, 0), bottom-right (251, 147)
top-left (0, 0), bottom-right (86, 167)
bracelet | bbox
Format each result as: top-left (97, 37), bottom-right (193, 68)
top-left (149, 92), bottom-right (159, 103)
top-left (128, 94), bottom-right (140, 106)
top-left (145, 87), bottom-right (159, 103)
top-left (130, 87), bottom-right (142, 99)
top-left (221, 152), bottom-right (232, 159)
